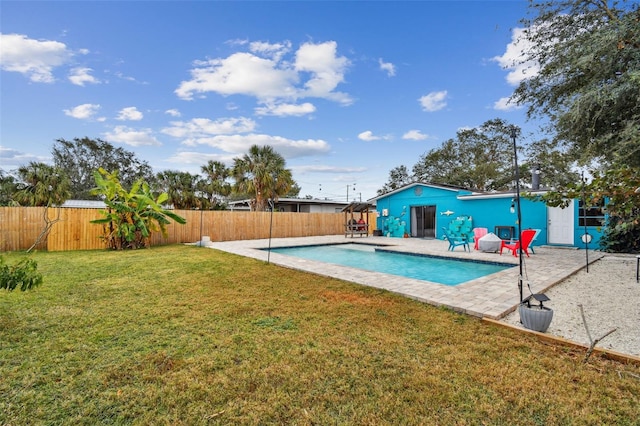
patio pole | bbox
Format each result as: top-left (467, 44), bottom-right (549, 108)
top-left (581, 171), bottom-right (590, 273)
top-left (267, 199), bottom-right (274, 264)
top-left (510, 125), bottom-right (524, 303)
top-left (199, 206), bottom-right (203, 246)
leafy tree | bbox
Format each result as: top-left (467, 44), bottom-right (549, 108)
top-left (512, 0), bottom-right (640, 167)
top-left (523, 138), bottom-right (581, 190)
top-left (412, 119), bottom-right (516, 191)
top-left (377, 119), bottom-right (580, 195)
top-left (13, 162), bottom-right (71, 206)
top-left (377, 165), bottom-right (413, 196)
top-left (156, 170), bottom-right (200, 210)
top-left (537, 166), bottom-right (640, 252)
top-left (90, 168), bottom-right (186, 250)
top-left (286, 182), bottom-right (302, 198)
top-left (231, 145), bottom-right (295, 211)
top-left (0, 170), bottom-right (18, 206)
top-left (52, 137), bottom-right (155, 200)
top-left (198, 160), bottom-right (231, 210)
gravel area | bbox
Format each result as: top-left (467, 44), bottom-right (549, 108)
top-left (502, 254), bottom-right (640, 357)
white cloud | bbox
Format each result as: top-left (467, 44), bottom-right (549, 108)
top-left (162, 116), bottom-right (328, 159)
top-left (402, 130), bottom-right (428, 140)
top-left (68, 67), bottom-right (100, 86)
top-left (358, 130), bottom-right (380, 141)
top-left (177, 133), bottom-right (331, 159)
top-left (165, 109), bottom-right (181, 117)
top-left (113, 71), bottom-right (142, 83)
top-left (103, 126), bottom-right (161, 147)
top-left (162, 117), bottom-right (257, 138)
top-left (175, 52), bottom-right (298, 100)
top-left (378, 58), bottom-right (396, 77)
top-left (0, 146), bottom-right (48, 167)
top-left (116, 106), bottom-right (143, 121)
top-left (167, 151), bottom-right (236, 166)
top-left (294, 41), bottom-right (352, 104)
top-left (63, 103), bottom-right (101, 120)
top-left (291, 164), bottom-right (366, 174)
top-left (493, 27), bottom-right (540, 86)
top-left (419, 90), bottom-right (448, 112)
top-left (493, 96), bottom-right (522, 111)
top-left (249, 40), bottom-right (291, 61)
top-left (255, 102), bottom-right (316, 117)
top-left (176, 40), bottom-right (352, 106)
top-left (0, 33), bottom-right (73, 83)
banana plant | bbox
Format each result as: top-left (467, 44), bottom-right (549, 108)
top-left (91, 168), bottom-right (186, 249)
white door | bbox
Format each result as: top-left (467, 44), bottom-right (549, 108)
top-left (547, 201), bottom-right (574, 245)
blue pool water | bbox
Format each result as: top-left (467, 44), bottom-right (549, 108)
top-left (268, 243), bottom-right (512, 286)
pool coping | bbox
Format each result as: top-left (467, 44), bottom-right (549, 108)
top-left (206, 235), bottom-right (603, 320)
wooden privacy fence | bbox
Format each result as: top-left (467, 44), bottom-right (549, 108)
top-left (0, 207), bottom-right (376, 252)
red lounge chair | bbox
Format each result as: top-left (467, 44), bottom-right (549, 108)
top-left (500, 229), bottom-right (536, 257)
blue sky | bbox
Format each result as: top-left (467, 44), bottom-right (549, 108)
top-left (1, 1), bottom-right (538, 202)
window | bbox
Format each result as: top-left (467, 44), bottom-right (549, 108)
top-left (578, 200), bottom-right (605, 227)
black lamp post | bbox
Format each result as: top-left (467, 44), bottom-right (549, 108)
top-left (510, 125), bottom-right (524, 303)
top-left (514, 128), bottom-right (553, 331)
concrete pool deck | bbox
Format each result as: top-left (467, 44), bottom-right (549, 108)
top-left (207, 235), bottom-right (602, 320)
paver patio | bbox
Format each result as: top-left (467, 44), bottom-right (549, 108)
top-left (208, 235), bottom-right (601, 319)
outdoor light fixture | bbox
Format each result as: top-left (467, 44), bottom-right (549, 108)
top-left (581, 233), bottom-right (592, 244)
top-left (510, 199), bottom-right (515, 214)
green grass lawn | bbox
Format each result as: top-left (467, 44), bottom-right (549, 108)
top-left (1, 245), bottom-right (639, 425)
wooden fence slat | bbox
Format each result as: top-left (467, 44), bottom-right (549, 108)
top-left (0, 207), bottom-right (376, 252)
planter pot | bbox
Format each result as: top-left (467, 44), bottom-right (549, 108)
top-left (519, 303), bottom-right (554, 333)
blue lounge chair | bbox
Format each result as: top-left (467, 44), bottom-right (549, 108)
top-left (442, 227), bottom-right (470, 252)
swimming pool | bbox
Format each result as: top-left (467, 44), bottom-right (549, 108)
top-left (267, 243), bottom-right (513, 286)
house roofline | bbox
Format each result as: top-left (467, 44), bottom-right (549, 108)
top-left (457, 190), bottom-right (548, 200)
top-left (369, 182), bottom-right (469, 202)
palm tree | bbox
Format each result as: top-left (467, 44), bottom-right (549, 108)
top-left (232, 145), bottom-right (294, 211)
top-left (199, 160), bottom-right (231, 209)
top-left (13, 162), bottom-right (71, 252)
top-left (14, 162), bottom-right (71, 206)
top-left (0, 170), bottom-right (18, 206)
top-left (155, 170), bottom-right (199, 210)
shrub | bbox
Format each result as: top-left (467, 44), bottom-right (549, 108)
top-left (0, 256), bottom-right (43, 291)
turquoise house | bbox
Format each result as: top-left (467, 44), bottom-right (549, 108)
top-left (370, 182), bottom-right (604, 249)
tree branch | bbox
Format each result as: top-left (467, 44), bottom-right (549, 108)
top-left (579, 303), bottom-right (618, 363)
top-left (27, 206), bottom-right (61, 253)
